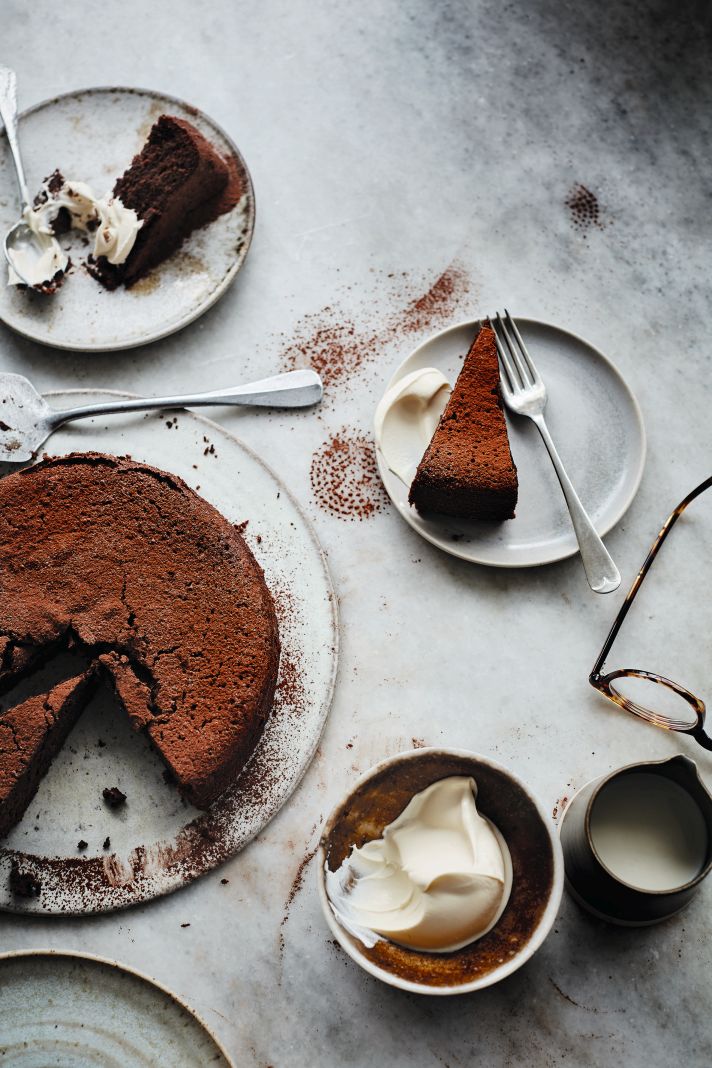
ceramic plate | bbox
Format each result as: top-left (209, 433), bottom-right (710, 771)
top-left (376, 318), bottom-right (646, 567)
top-left (0, 87), bottom-right (255, 351)
top-left (0, 950), bottom-right (232, 1065)
top-left (0, 392), bottom-right (337, 914)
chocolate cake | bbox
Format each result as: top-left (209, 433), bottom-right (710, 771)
top-left (0, 670), bottom-right (97, 840)
top-left (90, 115), bottom-right (235, 289)
top-left (409, 324), bottom-right (518, 521)
top-left (0, 453), bottom-right (280, 839)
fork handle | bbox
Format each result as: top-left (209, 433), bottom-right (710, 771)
top-left (531, 413), bottom-right (621, 594)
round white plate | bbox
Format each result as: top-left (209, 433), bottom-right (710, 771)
top-left (0, 950), bottom-right (232, 1065)
top-left (376, 318), bottom-right (646, 567)
top-left (0, 87), bottom-right (255, 351)
top-left (0, 392), bottom-right (337, 914)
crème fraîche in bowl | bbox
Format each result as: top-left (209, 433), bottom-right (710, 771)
top-left (317, 748), bottom-right (563, 994)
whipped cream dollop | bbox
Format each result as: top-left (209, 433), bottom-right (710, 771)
top-left (7, 174), bottom-right (142, 287)
top-left (326, 776), bottom-right (511, 953)
top-left (92, 194), bottom-right (143, 265)
top-left (374, 368), bottom-right (451, 487)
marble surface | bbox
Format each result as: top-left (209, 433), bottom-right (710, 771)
top-left (1, 1), bottom-right (712, 1064)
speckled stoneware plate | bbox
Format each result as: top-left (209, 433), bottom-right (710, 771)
top-left (376, 318), bottom-right (646, 568)
top-left (0, 950), bottom-right (232, 1065)
top-left (0, 391), bottom-right (337, 914)
top-left (0, 87), bottom-right (255, 351)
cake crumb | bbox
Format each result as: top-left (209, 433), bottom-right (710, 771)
top-left (9, 861), bottom-right (41, 898)
top-left (77, 839), bottom-right (88, 851)
top-left (103, 836), bottom-right (111, 850)
top-left (103, 786), bottom-right (127, 809)
top-left (101, 786), bottom-right (126, 807)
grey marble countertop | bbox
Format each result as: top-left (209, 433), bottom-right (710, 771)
top-left (1, 1), bottom-right (712, 1064)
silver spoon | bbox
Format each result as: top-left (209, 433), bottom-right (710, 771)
top-left (0, 66), bottom-right (57, 290)
top-left (0, 369), bottom-right (323, 464)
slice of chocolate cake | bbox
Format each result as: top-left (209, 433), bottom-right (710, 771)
top-left (409, 324), bottom-right (518, 521)
top-left (90, 115), bottom-right (234, 289)
top-left (0, 670), bottom-right (97, 839)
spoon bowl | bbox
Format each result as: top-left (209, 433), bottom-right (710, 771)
top-left (4, 218), bottom-right (61, 291)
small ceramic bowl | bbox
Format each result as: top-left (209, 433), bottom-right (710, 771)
top-left (317, 748), bottom-right (564, 995)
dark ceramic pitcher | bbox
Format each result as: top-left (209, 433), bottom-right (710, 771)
top-left (560, 756), bottom-right (712, 925)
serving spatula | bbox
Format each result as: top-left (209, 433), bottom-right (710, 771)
top-left (0, 368), bottom-right (323, 464)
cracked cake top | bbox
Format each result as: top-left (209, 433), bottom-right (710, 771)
top-left (0, 453), bottom-right (280, 829)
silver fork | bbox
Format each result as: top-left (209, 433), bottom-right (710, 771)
top-left (491, 310), bottom-right (620, 594)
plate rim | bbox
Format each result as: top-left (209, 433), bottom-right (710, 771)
top-left (0, 947), bottom-right (235, 1065)
top-left (0, 84), bottom-right (256, 353)
top-left (377, 315), bottom-right (647, 568)
top-left (2, 390), bottom-right (339, 914)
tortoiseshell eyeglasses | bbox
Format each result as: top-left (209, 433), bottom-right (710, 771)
top-left (590, 476), bottom-right (712, 750)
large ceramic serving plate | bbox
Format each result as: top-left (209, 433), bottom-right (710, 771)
top-left (0, 87), bottom-right (255, 350)
top-left (0, 950), bottom-right (232, 1065)
top-left (0, 392), bottom-right (337, 914)
top-left (376, 318), bottom-right (646, 568)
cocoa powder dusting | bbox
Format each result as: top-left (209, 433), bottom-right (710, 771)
top-left (280, 314), bottom-right (379, 390)
top-left (566, 184), bottom-right (604, 233)
top-left (310, 430), bottom-right (389, 521)
top-left (397, 263), bottom-right (470, 335)
top-left (280, 264), bottom-right (472, 389)
top-left (282, 845), bottom-right (317, 922)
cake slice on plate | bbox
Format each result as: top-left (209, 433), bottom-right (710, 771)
top-left (90, 115), bottom-right (235, 289)
top-left (409, 323), bottom-right (518, 521)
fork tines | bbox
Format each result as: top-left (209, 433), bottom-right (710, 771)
top-left (490, 310), bottom-right (541, 393)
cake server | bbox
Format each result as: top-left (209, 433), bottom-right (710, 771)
top-left (0, 67), bottom-right (56, 290)
top-left (492, 310), bottom-right (621, 594)
top-left (0, 369), bottom-right (323, 464)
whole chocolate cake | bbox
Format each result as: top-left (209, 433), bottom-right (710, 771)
top-left (90, 115), bottom-right (236, 289)
top-left (0, 453), bottom-right (280, 838)
top-left (409, 324), bottom-right (519, 521)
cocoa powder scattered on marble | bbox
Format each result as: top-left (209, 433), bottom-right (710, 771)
top-left (310, 430), bottom-right (389, 521)
top-left (566, 184), bottom-right (605, 233)
top-left (393, 263), bottom-right (471, 336)
top-left (281, 845), bottom-right (318, 924)
top-left (280, 313), bottom-right (380, 391)
top-left (280, 264), bottom-right (473, 390)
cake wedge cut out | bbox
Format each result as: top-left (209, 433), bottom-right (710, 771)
top-left (408, 323), bottom-right (518, 521)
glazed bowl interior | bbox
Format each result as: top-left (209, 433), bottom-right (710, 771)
top-left (317, 748), bottom-right (564, 995)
